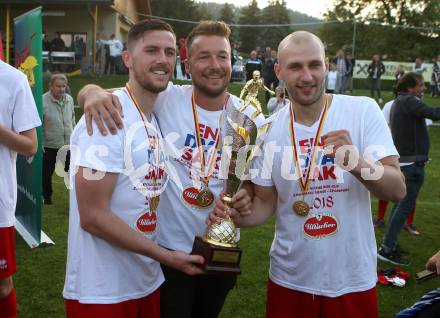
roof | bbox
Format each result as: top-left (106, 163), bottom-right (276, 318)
top-left (0, 0), bottom-right (113, 4)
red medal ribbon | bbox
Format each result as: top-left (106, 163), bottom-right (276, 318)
top-left (289, 95), bottom-right (329, 194)
top-left (125, 83), bottom-right (162, 183)
top-left (190, 92), bottom-right (228, 187)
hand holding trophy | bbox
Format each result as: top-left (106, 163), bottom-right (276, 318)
top-left (191, 97), bottom-right (269, 274)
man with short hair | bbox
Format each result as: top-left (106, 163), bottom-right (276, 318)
top-left (63, 19), bottom-right (205, 318)
top-left (42, 73), bottom-right (75, 205)
top-left (100, 34), bottom-right (123, 75)
top-left (263, 49), bottom-right (279, 102)
top-left (245, 50), bottom-right (263, 81)
top-left (210, 31), bottom-right (405, 318)
top-left (332, 49), bottom-right (349, 94)
top-left (78, 20), bottom-right (256, 318)
top-left (0, 60), bottom-right (40, 318)
top-left (379, 72), bottom-right (440, 266)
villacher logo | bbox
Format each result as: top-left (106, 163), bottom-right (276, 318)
top-left (303, 213), bottom-right (339, 239)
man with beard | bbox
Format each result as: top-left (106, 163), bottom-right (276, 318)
top-left (209, 31), bottom-right (405, 318)
top-left (77, 21), bottom-right (256, 318)
top-left (63, 20), bottom-right (204, 318)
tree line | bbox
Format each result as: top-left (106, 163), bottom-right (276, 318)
top-left (151, 0), bottom-right (439, 60)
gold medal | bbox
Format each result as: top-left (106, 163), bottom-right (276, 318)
top-left (190, 92), bottom-right (227, 210)
top-left (292, 200), bottom-right (310, 217)
top-left (196, 188), bottom-right (214, 207)
top-left (290, 96), bottom-right (329, 217)
top-left (149, 195), bottom-right (160, 212)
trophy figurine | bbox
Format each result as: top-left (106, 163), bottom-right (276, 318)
top-left (239, 70), bottom-right (275, 115)
top-left (192, 98), bottom-right (269, 274)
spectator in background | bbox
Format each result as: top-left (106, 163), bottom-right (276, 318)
top-left (263, 49), bottom-right (279, 102)
top-left (100, 34), bottom-right (123, 75)
top-left (326, 61), bottom-right (337, 94)
top-left (431, 54), bottom-right (440, 97)
top-left (255, 45), bottom-right (264, 61)
top-left (394, 64), bottom-right (405, 95)
top-left (50, 32), bottom-right (66, 72)
top-left (367, 54), bottom-right (385, 103)
top-left (71, 36), bottom-right (86, 69)
top-left (50, 32), bottom-right (65, 52)
top-left (231, 42), bottom-right (239, 67)
top-left (244, 50), bottom-right (262, 81)
top-left (395, 64), bottom-right (405, 82)
top-left (179, 38), bottom-right (190, 79)
top-left (379, 72), bottom-right (440, 266)
top-left (42, 33), bottom-right (51, 51)
top-left (267, 85), bottom-right (288, 115)
top-left (375, 83), bottom-right (428, 236)
top-left (0, 60), bottom-right (40, 318)
top-left (42, 73), bottom-right (75, 205)
top-left (345, 52), bottom-right (355, 93)
top-left (413, 57), bottom-right (426, 75)
top-left (332, 49), bottom-right (350, 94)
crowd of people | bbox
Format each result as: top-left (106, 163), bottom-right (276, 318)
top-left (1, 18), bottom-right (440, 318)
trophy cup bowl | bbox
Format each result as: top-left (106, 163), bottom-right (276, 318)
top-left (191, 99), bottom-right (262, 274)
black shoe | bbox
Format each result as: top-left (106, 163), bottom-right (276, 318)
top-left (378, 247), bottom-right (409, 266)
top-left (44, 197), bottom-right (53, 205)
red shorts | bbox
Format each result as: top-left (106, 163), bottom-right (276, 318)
top-left (0, 226), bottom-right (17, 279)
top-left (266, 279), bottom-right (378, 318)
top-left (65, 288), bottom-right (160, 318)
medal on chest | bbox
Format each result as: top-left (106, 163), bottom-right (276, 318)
top-left (125, 83), bottom-right (163, 206)
top-left (290, 96), bottom-right (328, 217)
top-left (183, 92), bottom-right (226, 209)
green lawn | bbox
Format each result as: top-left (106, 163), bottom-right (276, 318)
top-left (14, 75), bottom-right (440, 317)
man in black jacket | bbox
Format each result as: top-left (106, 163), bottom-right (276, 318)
top-left (379, 72), bottom-right (440, 265)
top-left (367, 54), bottom-right (385, 103)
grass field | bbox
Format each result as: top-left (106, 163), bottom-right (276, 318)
top-left (14, 75), bottom-right (440, 317)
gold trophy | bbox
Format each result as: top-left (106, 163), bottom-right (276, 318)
top-left (239, 70), bottom-right (275, 115)
top-left (192, 97), bottom-right (269, 274)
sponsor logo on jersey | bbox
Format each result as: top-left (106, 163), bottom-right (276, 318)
top-left (181, 186), bottom-right (212, 209)
top-left (303, 213), bottom-right (339, 239)
top-left (135, 211), bottom-right (157, 235)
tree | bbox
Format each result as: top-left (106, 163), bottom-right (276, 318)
top-left (260, 0), bottom-right (291, 51)
top-left (151, 0), bottom-right (201, 38)
top-left (238, 0), bottom-right (262, 53)
top-left (318, 0), bottom-right (440, 60)
top-left (198, 3), bottom-right (213, 21)
top-left (219, 3), bottom-right (234, 24)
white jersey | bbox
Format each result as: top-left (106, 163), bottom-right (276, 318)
top-left (0, 61), bottom-right (41, 228)
top-left (252, 95), bottom-right (398, 297)
top-left (63, 89), bottom-right (166, 304)
top-left (154, 83), bottom-right (265, 253)
top-left (326, 71), bottom-right (337, 91)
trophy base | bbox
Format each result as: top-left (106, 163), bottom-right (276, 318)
top-left (191, 236), bottom-right (241, 275)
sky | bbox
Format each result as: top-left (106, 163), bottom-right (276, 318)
top-left (196, 0), bottom-right (334, 19)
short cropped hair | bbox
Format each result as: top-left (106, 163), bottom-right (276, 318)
top-left (396, 72), bottom-right (423, 93)
top-left (186, 21), bottom-right (231, 50)
top-left (127, 19), bottom-right (175, 51)
top-left (50, 73), bottom-right (67, 85)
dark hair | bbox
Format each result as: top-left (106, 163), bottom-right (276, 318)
top-left (396, 72), bottom-right (423, 93)
top-left (127, 19), bottom-right (175, 51)
top-left (186, 21), bottom-right (231, 50)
